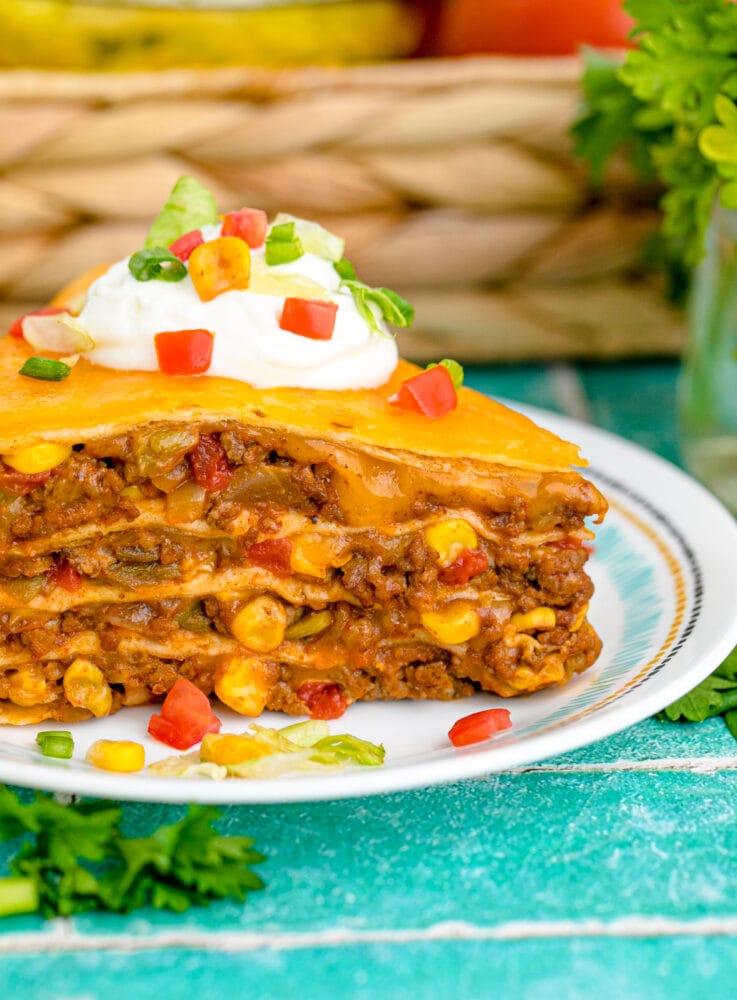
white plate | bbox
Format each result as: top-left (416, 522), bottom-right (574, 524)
top-left (1, 404), bottom-right (736, 804)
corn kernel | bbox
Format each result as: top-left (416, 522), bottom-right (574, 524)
top-left (2, 443), bottom-right (71, 475)
top-left (215, 655), bottom-right (273, 716)
top-left (200, 732), bottom-right (273, 766)
top-left (62, 658), bottom-right (112, 718)
top-left (231, 596), bottom-right (287, 652)
top-left (189, 236), bottom-right (251, 302)
top-left (86, 739), bottom-right (145, 773)
top-left (421, 602), bottom-right (481, 645)
top-left (120, 485), bottom-right (144, 500)
top-left (290, 533), bottom-right (350, 579)
top-left (510, 607), bottom-right (557, 632)
top-left (7, 664), bottom-right (52, 707)
top-left (424, 519), bottom-right (478, 568)
top-left (571, 603), bottom-right (589, 633)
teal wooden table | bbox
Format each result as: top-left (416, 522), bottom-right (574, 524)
top-left (3, 360), bottom-right (734, 1000)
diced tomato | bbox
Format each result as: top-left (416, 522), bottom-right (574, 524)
top-left (148, 677), bottom-right (221, 750)
top-left (448, 708), bottom-right (512, 748)
top-left (439, 548), bottom-right (489, 585)
top-left (550, 537), bottom-right (583, 550)
top-left (279, 297), bottom-right (338, 341)
top-left (389, 365), bottom-right (457, 419)
top-left (8, 306), bottom-right (65, 340)
top-left (221, 208), bottom-right (268, 249)
top-left (247, 537), bottom-right (293, 576)
top-left (154, 328), bottom-right (214, 376)
top-left (189, 433), bottom-right (232, 492)
top-left (298, 681), bottom-right (348, 720)
top-left (168, 229), bottom-right (204, 262)
top-left (49, 559), bottom-right (82, 593)
top-left (148, 714), bottom-right (194, 751)
top-left (0, 467), bottom-right (53, 495)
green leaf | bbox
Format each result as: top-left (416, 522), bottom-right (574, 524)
top-left (144, 175), bottom-right (219, 250)
top-left (659, 672), bottom-right (736, 722)
top-left (725, 708), bottom-right (737, 740)
top-left (573, 1), bottom-right (737, 265)
top-left (572, 50), bottom-right (659, 186)
top-left (699, 122), bottom-right (737, 163)
top-left (715, 646), bottom-right (737, 679)
top-left (715, 93), bottom-right (737, 128)
top-left (0, 788), bottom-right (265, 918)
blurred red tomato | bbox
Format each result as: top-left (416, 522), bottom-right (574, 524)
top-left (435, 0), bottom-right (633, 56)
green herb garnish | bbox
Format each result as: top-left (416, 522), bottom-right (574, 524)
top-left (659, 646), bottom-right (737, 728)
top-left (128, 248), bottom-right (187, 283)
top-left (341, 280), bottom-right (414, 334)
top-left (35, 731), bottom-right (74, 760)
top-left (573, 0), bottom-right (737, 267)
top-left (426, 359), bottom-right (464, 392)
top-left (0, 787), bottom-right (264, 918)
top-left (18, 357), bottom-right (71, 382)
top-left (144, 175), bottom-right (219, 250)
top-left (264, 222), bottom-right (304, 266)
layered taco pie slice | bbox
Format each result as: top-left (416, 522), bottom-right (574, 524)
top-left (0, 177), bottom-right (607, 729)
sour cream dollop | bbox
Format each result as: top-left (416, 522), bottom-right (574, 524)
top-left (74, 233), bottom-right (398, 391)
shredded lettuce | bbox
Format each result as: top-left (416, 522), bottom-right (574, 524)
top-left (146, 720), bottom-right (385, 780)
top-left (144, 175), bottom-right (219, 250)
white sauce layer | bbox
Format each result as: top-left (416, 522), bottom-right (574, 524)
top-left (74, 232), bottom-right (398, 390)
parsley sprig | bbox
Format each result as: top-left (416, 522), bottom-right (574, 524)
top-left (659, 646), bottom-right (737, 740)
top-left (573, 0), bottom-right (737, 267)
top-left (0, 787), bottom-right (264, 918)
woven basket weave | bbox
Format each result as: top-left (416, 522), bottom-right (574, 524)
top-left (0, 56), bottom-right (684, 361)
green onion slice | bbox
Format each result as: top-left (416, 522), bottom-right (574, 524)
top-left (19, 357), bottom-right (71, 381)
top-left (129, 248), bottom-right (187, 283)
top-left (265, 222), bottom-right (304, 266)
top-left (427, 358), bottom-right (464, 391)
top-left (284, 610), bottom-right (333, 641)
top-left (36, 730), bottom-right (74, 759)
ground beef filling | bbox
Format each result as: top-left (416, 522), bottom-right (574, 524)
top-left (0, 424), bottom-right (605, 719)
top-left (0, 617), bottom-right (600, 721)
top-left (0, 424), bottom-right (605, 546)
top-left (0, 523), bottom-right (594, 623)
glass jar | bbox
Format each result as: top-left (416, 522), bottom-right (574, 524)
top-left (678, 202), bottom-right (737, 512)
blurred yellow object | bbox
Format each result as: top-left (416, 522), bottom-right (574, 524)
top-left (0, 0), bottom-right (423, 70)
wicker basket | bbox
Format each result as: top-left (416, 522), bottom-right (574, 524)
top-left (0, 56), bottom-right (684, 362)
